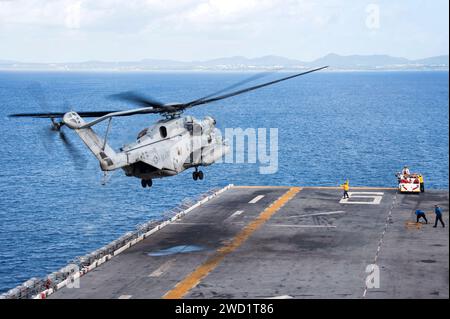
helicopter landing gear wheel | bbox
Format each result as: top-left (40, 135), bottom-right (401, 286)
top-left (193, 168), bottom-right (204, 181)
top-left (141, 179), bottom-right (152, 188)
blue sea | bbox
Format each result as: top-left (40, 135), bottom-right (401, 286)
top-left (0, 70), bottom-right (448, 293)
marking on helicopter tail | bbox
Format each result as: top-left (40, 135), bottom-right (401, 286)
top-left (249, 195), bottom-right (264, 204)
top-left (162, 187), bottom-right (301, 299)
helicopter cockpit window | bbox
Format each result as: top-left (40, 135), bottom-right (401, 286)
top-left (159, 126), bottom-right (168, 138)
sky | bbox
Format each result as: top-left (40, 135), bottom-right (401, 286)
top-left (0, 0), bottom-right (448, 63)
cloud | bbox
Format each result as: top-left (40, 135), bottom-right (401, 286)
top-left (0, 0), bottom-right (447, 62)
top-left (143, 0), bottom-right (317, 37)
top-left (65, 1), bottom-right (82, 29)
top-left (0, 0), bottom-right (312, 33)
top-left (183, 0), bottom-right (273, 22)
top-left (0, 0), bottom-right (203, 31)
top-left (0, 0), bottom-right (79, 28)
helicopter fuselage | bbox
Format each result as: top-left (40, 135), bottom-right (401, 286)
top-left (63, 111), bottom-right (229, 185)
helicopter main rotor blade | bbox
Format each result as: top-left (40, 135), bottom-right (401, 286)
top-left (77, 107), bottom-right (169, 128)
top-left (184, 66), bottom-right (328, 108)
top-left (108, 91), bottom-right (166, 108)
top-left (186, 71), bottom-right (276, 106)
top-left (9, 66), bottom-right (328, 124)
top-left (9, 107), bottom-right (168, 129)
top-left (9, 111), bottom-right (121, 118)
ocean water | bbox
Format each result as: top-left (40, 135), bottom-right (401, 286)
top-left (0, 70), bottom-right (448, 292)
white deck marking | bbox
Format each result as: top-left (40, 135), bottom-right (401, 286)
top-left (297, 211), bottom-right (345, 218)
top-left (249, 195), bottom-right (264, 204)
top-left (266, 295), bottom-right (293, 299)
top-left (231, 210), bottom-right (244, 217)
top-left (118, 295), bottom-right (132, 299)
top-left (224, 210), bottom-right (244, 222)
top-left (268, 224), bottom-right (337, 228)
top-left (171, 222), bottom-right (215, 226)
top-left (149, 259), bottom-right (176, 277)
top-left (340, 192), bottom-right (384, 205)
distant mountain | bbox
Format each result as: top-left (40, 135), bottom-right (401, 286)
top-left (309, 53), bottom-right (410, 68)
top-left (199, 56), bottom-right (251, 66)
top-left (412, 55), bottom-right (449, 66)
top-left (199, 55), bottom-right (305, 67)
top-left (0, 54), bottom-right (448, 71)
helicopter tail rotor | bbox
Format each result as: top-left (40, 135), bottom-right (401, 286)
top-left (22, 83), bottom-right (86, 168)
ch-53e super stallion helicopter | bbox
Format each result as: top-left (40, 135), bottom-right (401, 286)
top-left (9, 66), bottom-right (327, 188)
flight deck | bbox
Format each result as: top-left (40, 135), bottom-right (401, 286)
top-left (47, 186), bottom-right (448, 299)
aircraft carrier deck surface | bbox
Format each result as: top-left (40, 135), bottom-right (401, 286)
top-left (49, 186), bottom-right (449, 299)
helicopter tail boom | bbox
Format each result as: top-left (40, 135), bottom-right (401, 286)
top-left (63, 112), bottom-right (125, 171)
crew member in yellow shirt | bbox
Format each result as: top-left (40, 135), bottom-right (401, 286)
top-left (341, 179), bottom-right (350, 199)
top-left (419, 174), bottom-right (424, 192)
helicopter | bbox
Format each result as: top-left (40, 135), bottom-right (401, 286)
top-left (9, 66), bottom-right (327, 188)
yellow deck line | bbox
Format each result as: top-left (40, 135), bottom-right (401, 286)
top-left (163, 187), bottom-right (302, 299)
